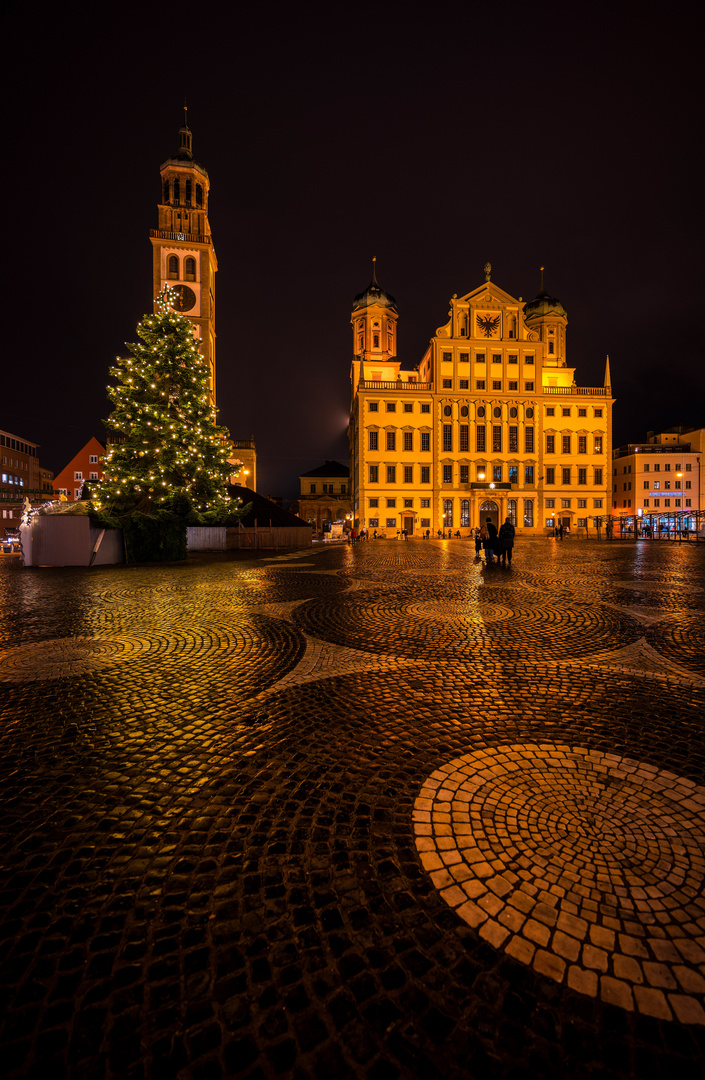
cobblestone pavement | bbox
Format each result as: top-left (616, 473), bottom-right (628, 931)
top-left (1, 538), bottom-right (704, 1079)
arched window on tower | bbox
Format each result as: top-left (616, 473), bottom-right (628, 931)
top-left (173, 177), bottom-right (180, 203)
top-left (163, 179), bottom-right (170, 203)
top-left (167, 255), bottom-right (179, 280)
top-left (196, 184), bottom-right (203, 207)
top-left (373, 333), bottom-right (380, 349)
top-left (185, 178), bottom-right (192, 204)
top-left (184, 257), bottom-right (196, 281)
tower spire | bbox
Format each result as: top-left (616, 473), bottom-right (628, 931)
top-left (604, 354), bottom-right (612, 389)
top-left (371, 256), bottom-right (379, 288)
top-left (539, 265), bottom-right (545, 294)
top-left (178, 102), bottom-right (193, 160)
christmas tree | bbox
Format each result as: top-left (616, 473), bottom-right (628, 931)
top-left (96, 285), bottom-right (238, 517)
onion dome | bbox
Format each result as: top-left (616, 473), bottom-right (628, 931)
top-left (523, 268), bottom-right (567, 320)
top-left (352, 258), bottom-right (398, 313)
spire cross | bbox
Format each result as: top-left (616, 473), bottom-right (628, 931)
top-left (372, 256), bottom-right (378, 287)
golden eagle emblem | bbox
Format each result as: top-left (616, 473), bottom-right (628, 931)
top-left (477, 314), bottom-right (500, 338)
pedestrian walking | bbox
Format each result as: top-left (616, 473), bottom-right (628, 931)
top-left (474, 528), bottom-right (482, 557)
top-left (558, 523), bottom-right (564, 540)
top-left (481, 518), bottom-right (497, 564)
top-left (498, 517), bottom-right (515, 566)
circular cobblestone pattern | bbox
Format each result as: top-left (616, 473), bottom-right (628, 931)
top-left (415, 744), bottom-right (705, 1024)
top-left (0, 635), bottom-right (153, 680)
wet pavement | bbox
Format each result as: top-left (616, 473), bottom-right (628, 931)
top-left (1, 537), bottom-right (704, 1079)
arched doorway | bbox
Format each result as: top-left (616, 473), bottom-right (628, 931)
top-left (480, 500), bottom-right (499, 529)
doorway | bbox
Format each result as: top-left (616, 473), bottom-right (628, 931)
top-left (404, 515), bottom-right (414, 536)
top-left (480, 500), bottom-right (499, 529)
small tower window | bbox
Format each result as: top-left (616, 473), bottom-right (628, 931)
top-left (184, 257), bottom-right (196, 281)
top-left (173, 177), bottom-right (180, 203)
top-left (167, 255), bottom-right (179, 279)
top-left (163, 179), bottom-right (170, 203)
top-left (196, 184), bottom-right (203, 207)
top-left (185, 178), bottom-right (192, 204)
top-left (373, 334), bottom-right (380, 348)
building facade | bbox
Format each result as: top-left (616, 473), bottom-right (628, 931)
top-left (53, 437), bottom-right (105, 502)
top-left (349, 264), bottom-right (613, 536)
top-left (149, 109), bottom-right (218, 407)
top-left (0, 429), bottom-right (54, 532)
top-left (612, 431), bottom-right (701, 533)
top-left (297, 461), bottom-right (351, 532)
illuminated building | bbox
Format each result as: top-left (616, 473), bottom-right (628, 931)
top-left (348, 262), bottom-right (613, 535)
top-left (612, 430), bottom-right (701, 531)
top-left (52, 437), bottom-right (105, 502)
top-left (297, 461), bottom-right (351, 532)
top-left (148, 112), bottom-right (256, 487)
top-left (0, 429), bottom-right (54, 530)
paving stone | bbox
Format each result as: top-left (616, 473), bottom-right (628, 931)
top-left (1, 541), bottom-right (704, 1078)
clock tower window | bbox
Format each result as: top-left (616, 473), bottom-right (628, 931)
top-left (173, 177), bottom-right (180, 202)
top-left (163, 179), bottom-right (170, 204)
top-left (196, 184), bottom-right (203, 207)
top-left (185, 178), bottom-right (192, 204)
top-left (167, 255), bottom-right (179, 279)
top-left (184, 257), bottom-right (196, 281)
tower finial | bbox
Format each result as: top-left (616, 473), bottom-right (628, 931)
top-left (604, 353), bottom-right (612, 390)
top-left (178, 103), bottom-right (193, 159)
top-left (540, 265), bottom-right (545, 293)
top-left (371, 256), bottom-right (378, 287)
top-left (484, 261), bottom-right (491, 282)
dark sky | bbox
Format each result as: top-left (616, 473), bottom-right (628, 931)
top-left (3, 1), bottom-right (702, 500)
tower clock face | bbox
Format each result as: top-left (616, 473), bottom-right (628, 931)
top-left (170, 284), bottom-right (197, 312)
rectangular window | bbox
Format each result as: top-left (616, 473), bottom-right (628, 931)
top-left (593, 498), bottom-right (603, 508)
top-left (509, 465), bottom-right (518, 484)
top-left (686, 499), bottom-right (692, 506)
top-left (686, 480), bottom-right (692, 489)
top-left (492, 380), bottom-right (502, 390)
top-left (525, 465), bottom-right (534, 484)
top-left (459, 425), bottom-right (469, 452)
top-left (476, 426), bottom-right (486, 452)
top-left (644, 463), bottom-right (650, 472)
top-left (403, 431), bottom-right (413, 452)
top-left (341, 484), bottom-right (347, 494)
top-left (75, 471), bottom-right (83, 480)
top-left (493, 465), bottom-right (502, 482)
top-left (594, 408), bottom-right (603, 417)
top-left (578, 469), bottom-right (587, 485)
top-left (386, 431), bottom-right (396, 451)
top-left (421, 403), bottom-right (430, 413)
top-left (386, 466), bottom-right (396, 483)
top-left (524, 499), bottom-right (534, 526)
top-left (404, 498), bottom-right (413, 508)
top-left (525, 381), bottom-right (534, 391)
top-left (546, 518), bottom-right (555, 528)
top-left (508, 380), bottom-right (518, 391)
top-left (369, 518), bottom-right (379, 527)
top-left (546, 407), bottom-right (555, 416)
top-left (665, 464), bottom-right (671, 471)
top-left (369, 402), bottom-right (378, 412)
top-left (654, 464), bottom-right (660, 472)
top-left (675, 499), bottom-right (681, 507)
top-left (546, 467), bottom-right (555, 485)
top-left (476, 380), bottom-right (486, 390)
top-left (476, 353), bottom-right (485, 363)
top-left (404, 465), bottom-right (413, 483)
top-left (90, 472), bottom-right (98, 480)
top-left (460, 500), bottom-right (470, 526)
top-left (492, 426), bottom-right (502, 452)
top-left (459, 352), bottom-right (469, 363)
top-left (421, 466), bottom-right (430, 483)
top-left (442, 351), bottom-right (452, 362)
top-left (508, 354), bottom-right (518, 364)
top-left (459, 379), bottom-right (469, 389)
top-left (386, 402), bottom-right (396, 412)
top-left (562, 499), bottom-right (571, 508)
top-left (578, 409), bottom-right (587, 418)
top-left (525, 355), bottom-right (534, 365)
top-left (460, 465), bottom-right (469, 483)
top-left (89, 455), bottom-right (98, 464)
top-left (643, 481), bottom-right (649, 490)
top-left (421, 499), bottom-right (430, 508)
top-left (404, 403), bottom-right (413, 413)
top-left (643, 500), bottom-right (649, 508)
top-left (386, 518), bottom-right (396, 528)
top-left (654, 481), bottom-right (660, 489)
top-left (594, 436), bottom-right (603, 453)
top-left (443, 425), bottom-right (452, 451)
top-left (546, 435), bottom-right (555, 454)
top-left (310, 483), bottom-right (317, 493)
top-left (421, 432), bottom-right (430, 452)
top-left (492, 354), bottom-right (501, 364)
top-left (665, 498), bottom-right (671, 506)
top-left (369, 466), bottom-right (378, 483)
top-left (442, 379), bottom-right (453, 388)
top-left (578, 435), bottom-right (587, 454)
top-left (578, 499), bottom-right (586, 508)
top-left (594, 468), bottom-right (603, 485)
top-left (386, 498), bottom-right (396, 508)
top-left (369, 431), bottom-right (378, 450)
top-left (562, 468), bottom-right (571, 484)
top-left (577, 518), bottom-right (587, 527)
top-left (369, 498), bottom-right (379, 507)
top-left (686, 463), bottom-right (692, 471)
top-left (509, 426), bottom-right (518, 453)
top-left (421, 517), bottom-right (431, 527)
top-left (546, 498), bottom-right (555, 508)
top-left (562, 435), bottom-right (571, 454)
top-left (562, 408), bottom-right (571, 417)
top-left (443, 465), bottom-right (453, 484)
top-left (525, 427), bottom-right (534, 453)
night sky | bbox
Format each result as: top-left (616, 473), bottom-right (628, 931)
top-left (3, 2), bottom-right (702, 500)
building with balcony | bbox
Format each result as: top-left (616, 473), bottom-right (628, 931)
top-left (348, 262), bottom-right (613, 535)
top-left (612, 431), bottom-right (701, 533)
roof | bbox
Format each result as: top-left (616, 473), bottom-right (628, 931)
top-left (227, 486), bottom-right (311, 528)
top-left (299, 460), bottom-right (349, 479)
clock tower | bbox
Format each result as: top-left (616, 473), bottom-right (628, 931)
top-left (150, 109), bottom-right (218, 406)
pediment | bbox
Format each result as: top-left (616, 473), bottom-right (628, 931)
top-left (457, 282), bottom-right (521, 308)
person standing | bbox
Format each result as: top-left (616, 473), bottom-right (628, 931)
top-left (474, 527), bottom-right (482, 557)
top-left (498, 516), bottom-right (515, 566)
top-left (481, 517), bottom-right (497, 564)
